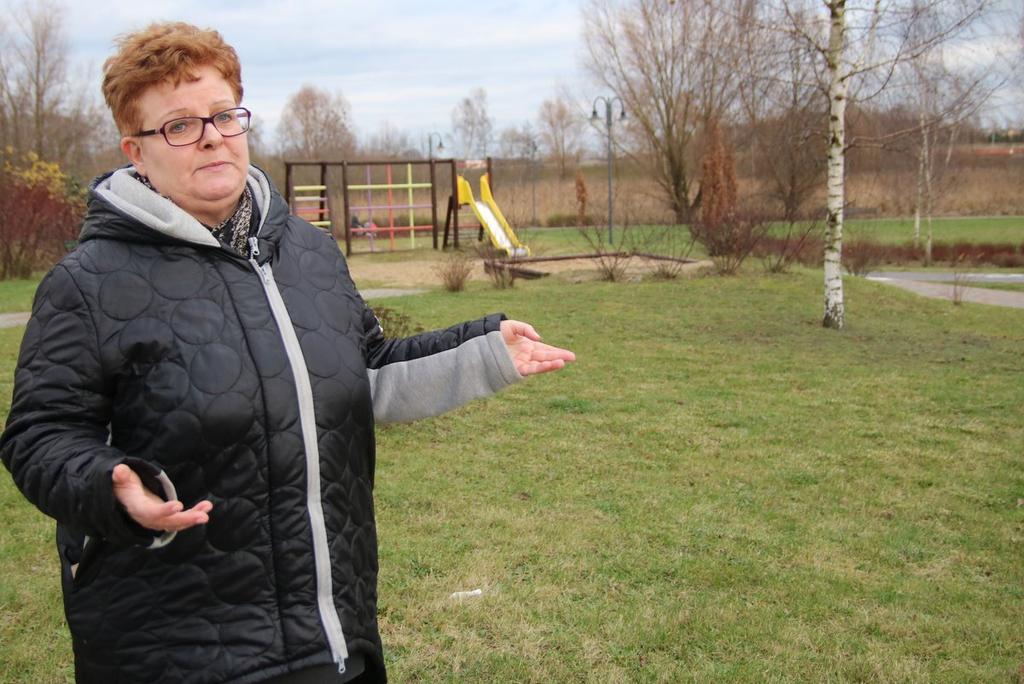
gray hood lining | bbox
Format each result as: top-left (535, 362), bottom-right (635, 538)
top-left (94, 166), bottom-right (272, 247)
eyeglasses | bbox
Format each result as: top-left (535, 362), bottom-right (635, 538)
top-left (133, 107), bottom-right (252, 147)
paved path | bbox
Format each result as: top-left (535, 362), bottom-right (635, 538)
top-left (866, 274), bottom-right (1024, 309)
top-left (0, 312), bottom-right (30, 329)
top-left (866, 271), bottom-right (1024, 284)
top-left (0, 288), bottom-right (425, 330)
top-left (360, 288), bottom-right (426, 299)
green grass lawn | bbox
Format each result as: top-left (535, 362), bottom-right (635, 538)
top-left (3, 266), bottom-right (1022, 682)
top-left (961, 282), bottom-right (1024, 292)
top-left (0, 279), bottom-right (42, 314)
top-left (845, 216), bottom-right (1024, 245)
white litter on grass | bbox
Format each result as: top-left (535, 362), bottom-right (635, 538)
top-left (449, 589), bottom-right (483, 600)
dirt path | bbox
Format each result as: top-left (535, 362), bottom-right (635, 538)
top-left (348, 255), bottom-right (711, 289)
top-left (0, 257), bottom-right (709, 329)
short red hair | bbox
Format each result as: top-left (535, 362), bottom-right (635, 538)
top-left (102, 22), bottom-right (243, 135)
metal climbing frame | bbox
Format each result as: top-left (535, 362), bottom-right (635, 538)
top-left (286, 159), bottom-right (461, 256)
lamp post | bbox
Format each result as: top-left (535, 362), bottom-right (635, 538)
top-left (529, 139), bottom-right (539, 227)
top-left (426, 132), bottom-right (445, 159)
top-left (591, 96), bottom-right (626, 243)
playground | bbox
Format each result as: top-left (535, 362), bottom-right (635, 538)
top-left (285, 157), bottom-right (532, 258)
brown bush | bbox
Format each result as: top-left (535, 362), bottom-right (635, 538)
top-left (547, 212), bottom-right (597, 228)
top-left (434, 251), bottom-right (475, 292)
top-left (842, 240), bottom-right (887, 275)
top-left (575, 169), bottom-right (589, 228)
top-left (0, 166), bottom-right (83, 280)
top-left (694, 213), bottom-right (769, 275)
top-left (755, 221), bottom-right (821, 273)
top-left (475, 244), bottom-right (518, 289)
top-left (371, 306), bottom-right (425, 339)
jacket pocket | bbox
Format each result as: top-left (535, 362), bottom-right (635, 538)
top-left (70, 536), bottom-right (106, 590)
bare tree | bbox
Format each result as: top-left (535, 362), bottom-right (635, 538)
top-left (0, 0), bottom-right (107, 176)
top-left (277, 84), bottom-right (356, 160)
top-left (739, 5), bottom-right (826, 223)
top-left (363, 121), bottom-right (417, 159)
top-left (582, 0), bottom-right (755, 224)
top-left (451, 87), bottom-right (493, 158)
top-left (14, 0), bottom-right (68, 158)
top-left (497, 123), bottom-right (537, 159)
top-left (537, 95), bottom-right (583, 179)
top-left (900, 6), bottom-right (996, 261)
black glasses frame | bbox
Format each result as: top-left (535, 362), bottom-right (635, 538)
top-left (133, 107), bottom-right (252, 147)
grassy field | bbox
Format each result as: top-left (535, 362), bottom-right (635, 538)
top-left (1, 259), bottom-right (1022, 682)
top-left (835, 216), bottom-right (1024, 246)
top-left (0, 279), bottom-right (43, 314)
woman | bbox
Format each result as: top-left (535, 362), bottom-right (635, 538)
top-left (0, 22), bottom-right (573, 684)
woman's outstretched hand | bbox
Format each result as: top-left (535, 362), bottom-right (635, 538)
top-left (500, 320), bottom-right (576, 376)
top-left (112, 464), bottom-right (213, 533)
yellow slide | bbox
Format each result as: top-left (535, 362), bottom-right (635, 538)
top-left (457, 173), bottom-right (529, 257)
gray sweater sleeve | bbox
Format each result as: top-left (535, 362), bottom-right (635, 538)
top-left (367, 327), bottom-right (523, 424)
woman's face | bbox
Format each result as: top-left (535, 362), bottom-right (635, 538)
top-left (121, 65), bottom-right (250, 226)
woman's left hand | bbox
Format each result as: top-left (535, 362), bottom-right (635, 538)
top-left (500, 320), bottom-right (576, 376)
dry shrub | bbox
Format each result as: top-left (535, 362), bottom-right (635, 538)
top-left (547, 212), bottom-right (597, 227)
top-left (0, 156), bottom-right (84, 280)
top-left (475, 244), bottom-right (518, 289)
top-left (690, 119), bottom-right (767, 275)
top-left (638, 225), bottom-right (696, 279)
top-left (693, 212), bottom-right (770, 275)
top-left (929, 241), bottom-right (1020, 267)
top-left (435, 251), bottom-right (475, 292)
top-left (699, 118), bottom-right (737, 233)
top-left (577, 208), bottom-right (643, 282)
top-left (842, 240), bottom-right (886, 276)
top-left (371, 306), bottom-right (425, 339)
top-left (951, 254), bottom-right (970, 306)
top-left (756, 220), bottom-right (821, 273)
top-left (991, 252), bottom-right (1024, 268)
top-left (575, 169), bottom-right (589, 228)
top-left (579, 225), bottom-right (631, 281)
top-left (482, 261), bottom-right (519, 289)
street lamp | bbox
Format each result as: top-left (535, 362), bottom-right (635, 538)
top-left (591, 96), bottom-right (626, 243)
top-left (427, 132), bottom-right (445, 159)
top-left (529, 139), bottom-right (539, 227)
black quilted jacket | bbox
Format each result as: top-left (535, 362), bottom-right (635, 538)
top-left (0, 167), bottom-right (521, 683)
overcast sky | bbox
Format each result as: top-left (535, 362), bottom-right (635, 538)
top-left (4, 0), bottom-right (1021, 152)
top-left (51, 0), bottom-right (589, 149)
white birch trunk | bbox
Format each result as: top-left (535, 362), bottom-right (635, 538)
top-left (823, 0), bottom-right (847, 329)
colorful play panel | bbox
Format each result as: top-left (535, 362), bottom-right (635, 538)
top-left (284, 158), bottom-right (529, 258)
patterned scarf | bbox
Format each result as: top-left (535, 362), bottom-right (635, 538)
top-left (137, 173), bottom-right (256, 256)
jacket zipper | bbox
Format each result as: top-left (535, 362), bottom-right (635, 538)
top-left (250, 257), bottom-right (349, 674)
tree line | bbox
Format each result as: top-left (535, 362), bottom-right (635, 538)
top-left (1, 1), bottom-right (1021, 328)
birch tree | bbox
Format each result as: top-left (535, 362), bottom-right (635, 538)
top-left (776, 0), bottom-right (991, 329)
top-left (905, 5), bottom-right (997, 261)
top-left (907, 59), bottom-right (984, 263)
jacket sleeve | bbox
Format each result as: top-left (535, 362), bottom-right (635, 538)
top-left (0, 265), bottom-right (172, 547)
top-left (362, 307), bottom-right (523, 424)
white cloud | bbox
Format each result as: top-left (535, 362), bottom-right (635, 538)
top-left (20, 0), bottom-right (589, 148)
